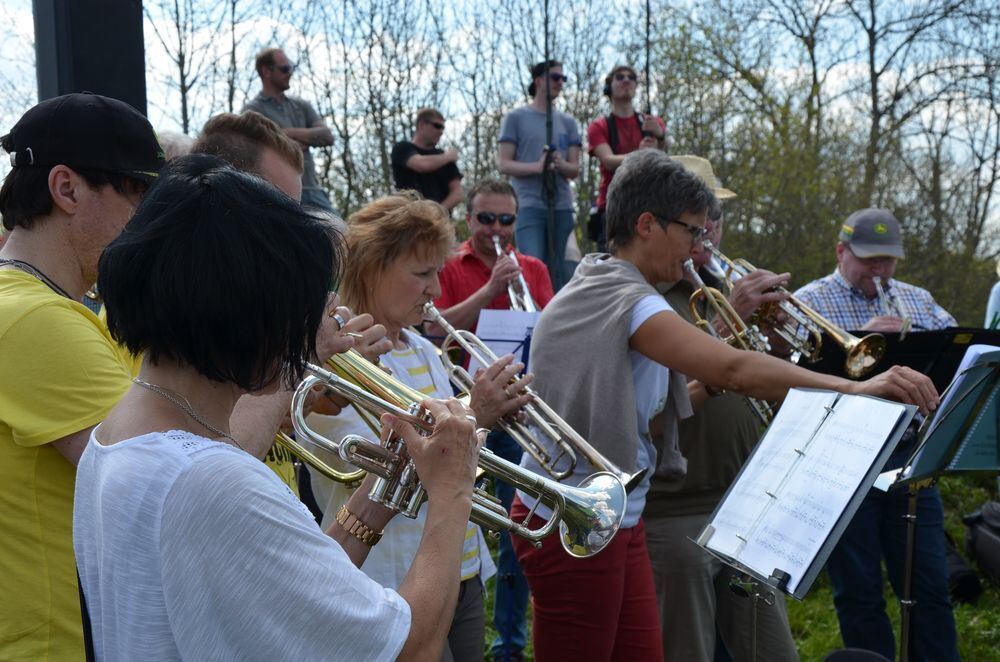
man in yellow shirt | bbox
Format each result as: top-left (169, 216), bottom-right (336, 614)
top-left (0, 93), bottom-right (165, 659)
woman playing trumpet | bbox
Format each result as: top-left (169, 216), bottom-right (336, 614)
top-left (307, 191), bottom-right (533, 661)
top-left (73, 156), bottom-right (483, 661)
top-left (512, 150), bottom-right (939, 661)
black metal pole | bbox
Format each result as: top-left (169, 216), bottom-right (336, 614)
top-left (542, 0), bottom-right (559, 290)
top-left (899, 483), bottom-right (920, 662)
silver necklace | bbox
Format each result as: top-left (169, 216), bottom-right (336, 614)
top-left (132, 378), bottom-right (245, 451)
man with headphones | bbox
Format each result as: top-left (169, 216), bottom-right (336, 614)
top-left (587, 65), bottom-right (669, 251)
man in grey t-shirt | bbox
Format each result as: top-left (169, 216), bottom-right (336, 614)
top-left (243, 47), bottom-right (336, 212)
top-left (498, 60), bottom-right (581, 290)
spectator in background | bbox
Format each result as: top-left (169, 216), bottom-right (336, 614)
top-left (244, 47), bottom-right (336, 212)
top-left (391, 108), bottom-right (463, 211)
top-left (587, 64), bottom-right (669, 252)
top-left (498, 60), bottom-right (581, 290)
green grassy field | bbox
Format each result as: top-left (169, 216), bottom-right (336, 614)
top-left (483, 475), bottom-right (999, 661)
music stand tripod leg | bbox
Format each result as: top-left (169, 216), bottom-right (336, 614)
top-left (899, 482), bottom-right (920, 662)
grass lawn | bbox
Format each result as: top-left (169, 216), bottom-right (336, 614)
top-left (483, 475), bottom-right (999, 661)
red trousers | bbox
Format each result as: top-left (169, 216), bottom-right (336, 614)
top-left (510, 497), bottom-right (663, 662)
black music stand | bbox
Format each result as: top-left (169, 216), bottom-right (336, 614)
top-left (891, 347), bottom-right (1000, 661)
top-left (695, 389), bottom-right (916, 661)
top-left (808, 327), bottom-right (1000, 388)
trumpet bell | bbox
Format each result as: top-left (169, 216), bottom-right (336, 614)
top-left (556, 472), bottom-right (627, 558)
top-left (844, 332), bottom-right (887, 379)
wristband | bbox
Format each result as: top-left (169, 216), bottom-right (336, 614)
top-left (336, 505), bottom-right (383, 546)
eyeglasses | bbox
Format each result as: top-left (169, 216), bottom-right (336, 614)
top-left (428, 121), bottom-right (445, 130)
top-left (654, 215), bottom-right (708, 242)
top-left (549, 73), bottom-right (568, 83)
top-left (271, 64), bottom-right (294, 74)
top-left (476, 212), bottom-right (517, 226)
top-left (614, 73), bottom-right (637, 82)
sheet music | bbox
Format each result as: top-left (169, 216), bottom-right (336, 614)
top-left (703, 389), bottom-right (907, 595)
top-left (947, 378), bottom-right (1000, 470)
top-left (900, 343), bottom-right (1000, 480)
top-left (470, 310), bottom-right (541, 374)
top-left (925, 344), bottom-right (999, 438)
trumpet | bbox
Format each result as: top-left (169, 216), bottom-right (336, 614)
top-left (274, 431), bottom-right (365, 485)
top-left (872, 276), bottom-right (911, 339)
top-left (683, 259), bottom-right (775, 425)
top-left (423, 302), bottom-right (646, 490)
top-left (493, 235), bottom-right (537, 312)
top-left (704, 242), bottom-right (886, 378)
top-left (704, 241), bottom-right (823, 365)
top-left (290, 357), bottom-right (627, 558)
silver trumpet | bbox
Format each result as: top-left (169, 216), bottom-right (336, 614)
top-left (493, 235), bottom-right (537, 312)
top-left (873, 276), bottom-right (911, 339)
top-left (290, 358), bottom-right (627, 558)
top-left (423, 302), bottom-right (646, 491)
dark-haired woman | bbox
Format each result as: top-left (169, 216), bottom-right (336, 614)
top-left (72, 155), bottom-right (483, 661)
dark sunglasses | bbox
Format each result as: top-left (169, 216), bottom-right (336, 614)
top-left (614, 73), bottom-right (638, 82)
top-left (476, 212), bottom-right (517, 226)
top-left (271, 64), bottom-right (294, 74)
top-left (428, 121), bottom-right (445, 130)
top-left (549, 73), bottom-right (569, 83)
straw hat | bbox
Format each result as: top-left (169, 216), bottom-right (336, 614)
top-left (670, 154), bottom-right (737, 200)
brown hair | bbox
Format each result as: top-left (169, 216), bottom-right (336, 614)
top-left (341, 191), bottom-right (455, 314)
top-left (466, 178), bottom-right (518, 212)
top-left (192, 112), bottom-right (304, 175)
top-left (254, 47), bottom-right (282, 76)
top-left (415, 107), bottom-right (444, 124)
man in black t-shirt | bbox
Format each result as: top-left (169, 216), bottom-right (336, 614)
top-left (391, 108), bottom-right (463, 210)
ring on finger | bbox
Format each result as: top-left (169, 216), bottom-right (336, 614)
top-left (329, 312), bottom-right (347, 330)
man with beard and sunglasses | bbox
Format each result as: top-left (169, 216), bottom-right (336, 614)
top-left (244, 47), bottom-right (336, 213)
top-left (428, 178), bottom-right (553, 662)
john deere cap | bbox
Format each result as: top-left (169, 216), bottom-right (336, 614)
top-left (838, 208), bottom-right (904, 259)
top-left (3, 92), bottom-right (165, 182)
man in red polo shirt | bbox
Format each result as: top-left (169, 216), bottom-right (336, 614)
top-left (430, 177), bottom-right (551, 662)
top-left (432, 178), bottom-right (554, 334)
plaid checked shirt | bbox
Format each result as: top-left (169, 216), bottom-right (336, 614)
top-left (793, 268), bottom-right (956, 332)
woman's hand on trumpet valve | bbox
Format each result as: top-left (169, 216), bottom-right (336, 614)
top-left (385, 399), bottom-right (483, 504)
top-left (852, 365), bottom-right (939, 416)
top-left (316, 293), bottom-right (393, 363)
top-left (468, 354), bottom-right (534, 429)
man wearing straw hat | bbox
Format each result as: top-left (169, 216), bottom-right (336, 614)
top-left (644, 155), bottom-right (799, 662)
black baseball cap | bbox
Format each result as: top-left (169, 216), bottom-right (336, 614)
top-left (3, 93), bottom-right (165, 182)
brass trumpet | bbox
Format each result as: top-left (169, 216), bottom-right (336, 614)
top-left (290, 356), bottom-right (627, 558)
top-left (423, 302), bottom-right (646, 491)
top-left (704, 241), bottom-right (824, 365)
top-left (493, 235), bottom-right (537, 312)
top-left (704, 242), bottom-right (886, 378)
top-left (683, 259), bottom-right (775, 425)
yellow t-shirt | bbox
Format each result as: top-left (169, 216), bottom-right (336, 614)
top-left (0, 270), bottom-right (132, 660)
